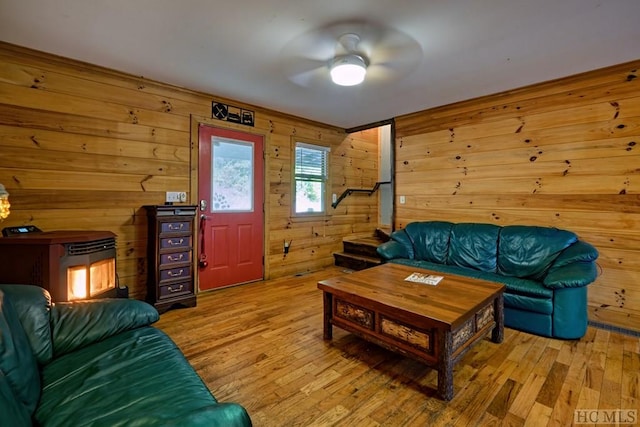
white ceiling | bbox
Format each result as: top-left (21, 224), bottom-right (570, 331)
top-left (1, 1), bottom-right (639, 129)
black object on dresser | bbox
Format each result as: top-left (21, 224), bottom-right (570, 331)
top-left (144, 205), bottom-right (197, 313)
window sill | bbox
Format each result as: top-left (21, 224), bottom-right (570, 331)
top-left (290, 212), bottom-right (332, 222)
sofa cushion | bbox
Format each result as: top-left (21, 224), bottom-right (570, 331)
top-left (0, 284), bottom-right (53, 365)
top-left (448, 223), bottom-right (500, 272)
top-left (51, 298), bottom-right (159, 358)
top-left (389, 258), bottom-right (475, 277)
top-left (0, 290), bottom-right (41, 414)
top-left (404, 221), bottom-right (453, 263)
top-left (498, 226), bottom-right (577, 279)
top-left (390, 259), bottom-right (552, 297)
top-left (389, 258), bottom-right (552, 314)
top-left (498, 275), bottom-right (553, 299)
top-left (36, 327), bottom-right (249, 427)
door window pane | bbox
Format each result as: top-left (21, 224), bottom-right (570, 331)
top-left (212, 138), bottom-right (254, 212)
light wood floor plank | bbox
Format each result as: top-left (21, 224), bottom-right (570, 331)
top-left (508, 373), bottom-right (547, 420)
top-left (523, 402), bottom-right (553, 427)
top-left (549, 337), bottom-right (589, 426)
top-left (155, 267), bottom-right (640, 426)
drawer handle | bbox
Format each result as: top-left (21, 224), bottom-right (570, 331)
top-left (167, 254), bottom-right (184, 262)
top-left (167, 269), bottom-right (184, 277)
top-left (167, 239), bottom-right (184, 246)
top-left (168, 223), bottom-right (184, 230)
top-left (167, 285), bottom-right (184, 293)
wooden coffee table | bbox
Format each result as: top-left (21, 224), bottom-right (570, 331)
top-left (318, 263), bottom-right (504, 400)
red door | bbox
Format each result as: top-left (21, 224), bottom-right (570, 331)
top-left (198, 124), bottom-right (264, 290)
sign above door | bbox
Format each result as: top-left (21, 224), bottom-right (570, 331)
top-left (211, 100), bottom-right (255, 127)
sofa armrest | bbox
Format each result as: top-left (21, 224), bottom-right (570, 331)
top-left (543, 262), bottom-right (598, 289)
top-left (377, 240), bottom-right (411, 260)
top-left (51, 298), bottom-right (159, 357)
top-left (0, 371), bottom-right (32, 427)
top-left (0, 284), bottom-right (53, 364)
top-left (551, 240), bottom-right (599, 268)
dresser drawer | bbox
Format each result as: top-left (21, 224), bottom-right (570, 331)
top-left (160, 251), bottom-right (191, 266)
top-left (159, 265), bottom-right (192, 282)
top-left (159, 282), bottom-right (192, 299)
top-left (160, 236), bottom-right (191, 250)
top-left (160, 221), bottom-right (192, 234)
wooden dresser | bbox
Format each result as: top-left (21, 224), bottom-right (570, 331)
top-left (144, 205), bottom-right (197, 313)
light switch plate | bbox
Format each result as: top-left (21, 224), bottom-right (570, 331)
top-left (399, 195), bottom-right (406, 204)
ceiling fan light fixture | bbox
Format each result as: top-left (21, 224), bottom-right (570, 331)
top-left (330, 54), bottom-right (367, 86)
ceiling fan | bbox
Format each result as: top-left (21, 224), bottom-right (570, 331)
top-left (280, 20), bottom-right (423, 88)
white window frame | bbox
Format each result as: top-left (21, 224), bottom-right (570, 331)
top-left (293, 141), bottom-right (330, 216)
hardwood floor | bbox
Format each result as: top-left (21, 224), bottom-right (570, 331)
top-left (155, 267), bottom-right (640, 426)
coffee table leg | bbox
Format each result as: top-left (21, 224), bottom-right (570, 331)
top-left (438, 331), bottom-right (454, 401)
top-left (323, 291), bottom-right (333, 340)
top-left (492, 294), bottom-right (504, 343)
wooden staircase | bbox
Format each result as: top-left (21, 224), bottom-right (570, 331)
top-left (333, 228), bottom-right (391, 271)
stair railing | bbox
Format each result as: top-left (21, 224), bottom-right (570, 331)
top-left (331, 181), bottom-right (391, 209)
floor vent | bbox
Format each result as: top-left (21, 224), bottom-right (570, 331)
top-left (588, 320), bottom-right (640, 337)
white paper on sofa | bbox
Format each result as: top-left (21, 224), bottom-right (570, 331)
top-left (404, 272), bottom-right (443, 285)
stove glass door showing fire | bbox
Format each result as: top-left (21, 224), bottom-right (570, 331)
top-left (67, 258), bottom-right (116, 300)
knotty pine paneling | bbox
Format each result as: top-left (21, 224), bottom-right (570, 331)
top-left (0, 42), bottom-right (379, 299)
top-left (263, 126), bottom-right (379, 278)
top-left (395, 60), bottom-right (640, 332)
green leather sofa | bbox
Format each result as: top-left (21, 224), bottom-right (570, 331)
top-left (377, 222), bottom-right (599, 339)
top-left (0, 284), bottom-right (252, 426)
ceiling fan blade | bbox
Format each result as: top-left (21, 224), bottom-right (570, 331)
top-left (281, 25), bottom-right (338, 61)
top-left (365, 54), bottom-right (421, 85)
top-left (364, 28), bottom-right (423, 83)
top-left (281, 55), bottom-right (328, 87)
top-left (280, 25), bottom-right (339, 86)
top-left (289, 65), bottom-right (328, 87)
top-left (356, 23), bottom-right (419, 62)
top-left (364, 64), bottom-right (401, 84)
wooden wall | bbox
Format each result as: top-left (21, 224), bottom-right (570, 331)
top-left (0, 42), bottom-right (379, 299)
top-left (394, 60), bottom-right (640, 332)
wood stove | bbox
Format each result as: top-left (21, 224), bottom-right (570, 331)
top-left (0, 230), bottom-right (117, 302)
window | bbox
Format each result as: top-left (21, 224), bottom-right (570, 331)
top-left (294, 141), bottom-right (330, 215)
top-left (211, 138), bottom-right (254, 212)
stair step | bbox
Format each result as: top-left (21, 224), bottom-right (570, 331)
top-left (334, 229), bottom-right (390, 271)
top-left (375, 227), bottom-right (391, 241)
top-left (343, 236), bottom-right (385, 258)
top-left (333, 252), bottom-right (382, 271)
